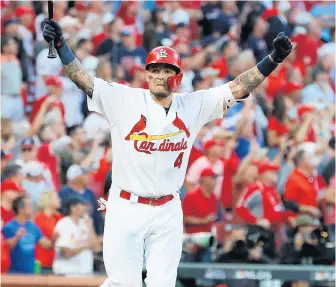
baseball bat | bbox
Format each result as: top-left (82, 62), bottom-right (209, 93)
top-left (47, 0), bottom-right (57, 59)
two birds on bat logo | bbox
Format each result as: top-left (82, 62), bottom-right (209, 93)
top-left (124, 113), bottom-right (190, 154)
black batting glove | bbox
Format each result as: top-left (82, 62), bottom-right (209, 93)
top-left (270, 32), bottom-right (293, 63)
top-left (42, 19), bottom-right (65, 48)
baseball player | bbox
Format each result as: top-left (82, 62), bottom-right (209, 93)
top-left (43, 18), bottom-right (293, 286)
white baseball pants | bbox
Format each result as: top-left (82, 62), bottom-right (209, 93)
top-left (100, 185), bottom-right (183, 287)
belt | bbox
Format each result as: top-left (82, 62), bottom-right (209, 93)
top-left (120, 190), bottom-right (174, 207)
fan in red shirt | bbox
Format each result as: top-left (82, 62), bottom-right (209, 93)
top-left (37, 136), bottom-right (72, 191)
top-left (116, 2), bottom-right (142, 46)
top-left (267, 95), bottom-right (291, 160)
top-left (29, 75), bottom-right (65, 124)
top-left (129, 64), bottom-right (148, 89)
top-left (236, 162), bottom-right (289, 228)
top-left (211, 40), bottom-right (239, 78)
top-left (213, 130), bottom-right (239, 211)
top-left (116, 1), bottom-right (138, 26)
top-left (1, 232), bottom-right (10, 273)
top-left (284, 149), bottom-right (325, 219)
top-left (35, 191), bottom-right (62, 271)
top-left (290, 19), bottom-right (323, 67)
top-left (187, 126), bottom-right (209, 170)
top-left (296, 104), bottom-right (317, 143)
top-left (182, 168), bottom-right (219, 234)
top-left (283, 81), bottom-right (304, 104)
top-left (1, 179), bottom-right (23, 225)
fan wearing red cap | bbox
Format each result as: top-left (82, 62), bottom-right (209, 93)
top-left (129, 65), bottom-right (148, 89)
top-left (1, 179), bottom-right (23, 224)
top-left (182, 168), bottom-right (219, 234)
top-left (29, 75), bottom-right (65, 124)
top-left (186, 139), bottom-right (224, 199)
top-left (295, 104), bottom-right (317, 143)
top-left (283, 82), bottom-right (304, 103)
top-left (236, 162), bottom-right (289, 230)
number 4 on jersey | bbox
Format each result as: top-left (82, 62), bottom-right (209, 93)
top-left (174, 152), bottom-right (184, 169)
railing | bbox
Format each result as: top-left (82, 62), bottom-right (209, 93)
top-left (1, 264), bottom-right (335, 287)
top-left (177, 263), bottom-right (335, 282)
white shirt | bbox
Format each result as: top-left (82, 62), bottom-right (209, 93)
top-left (87, 77), bottom-right (232, 197)
top-left (60, 76), bottom-right (84, 127)
top-left (185, 156), bottom-right (224, 198)
top-left (18, 25), bottom-right (34, 57)
top-left (22, 179), bottom-right (49, 211)
top-left (83, 112), bottom-right (110, 140)
top-left (53, 217), bottom-right (93, 275)
top-left (35, 48), bottom-right (63, 99)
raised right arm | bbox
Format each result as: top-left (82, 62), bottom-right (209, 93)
top-left (63, 58), bottom-right (94, 98)
top-left (42, 19), bottom-right (94, 98)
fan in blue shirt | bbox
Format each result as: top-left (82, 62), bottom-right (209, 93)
top-left (59, 165), bottom-right (104, 236)
top-left (2, 196), bottom-right (53, 274)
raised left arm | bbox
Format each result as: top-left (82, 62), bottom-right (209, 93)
top-left (228, 66), bottom-right (265, 100)
top-left (225, 32), bottom-right (293, 110)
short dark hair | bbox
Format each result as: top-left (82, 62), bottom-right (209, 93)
top-left (67, 125), bottom-right (81, 137)
top-left (293, 149), bottom-right (305, 167)
top-left (2, 163), bottom-right (22, 179)
top-left (329, 136), bottom-right (335, 150)
top-left (12, 195), bottom-right (26, 215)
top-left (1, 36), bottom-right (14, 53)
top-left (221, 39), bottom-right (235, 52)
top-left (64, 197), bottom-right (85, 216)
top-left (77, 38), bottom-right (90, 49)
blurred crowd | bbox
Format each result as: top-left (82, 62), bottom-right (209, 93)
top-left (1, 1), bottom-right (335, 286)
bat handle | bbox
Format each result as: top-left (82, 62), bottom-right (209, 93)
top-left (48, 39), bottom-right (57, 59)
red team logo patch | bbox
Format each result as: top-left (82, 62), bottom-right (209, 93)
top-left (125, 113), bottom-right (190, 155)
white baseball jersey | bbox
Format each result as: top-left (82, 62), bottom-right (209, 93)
top-left (87, 77), bottom-right (233, 197)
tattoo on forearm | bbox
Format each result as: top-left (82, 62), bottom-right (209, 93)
top-left (64, 58), bottom-right (94, 98)
top-left (230, 67), bottom-right (265, 99)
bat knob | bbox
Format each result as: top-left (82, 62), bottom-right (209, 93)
top-left (47, 40), bottom-right (57, 59)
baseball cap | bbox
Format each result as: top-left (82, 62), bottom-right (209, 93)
top-left (296, 214), bottom-right (320, 227)
top-left (203, 139), bottom-right (222, 151)
top-left (66, 164), bottom-right (86, 181)
top-left (15, 6), bottom-right (35, 18)
top-left (258, 162), bottom-right (280, 174)
top-left (103, 12), bottom-right (115, 25)
top-left (22, 161), bottom-right (44, 177)
top-left (283, 82), bottom-right (304, 94)
top-left (3, 18), bottom-right (19, 27)
top-left (75, 2), bottom-right (88, 11)
top-left (59, 16), bottom-right (81, 29)
top-left (50, 136), bottom-right (72, 154)
top-left (45, 75), bottom-right (63, 88)
top-left (297, 104), bottom-right (316, 117)
top-left (1, 179), bottom-right (23, 193)
top-left (21, 137), bottom-right (38, 149)
top-left (1, 150), bottom-right (13, 160)
top-left (200, 168), bottom-right (217, 178)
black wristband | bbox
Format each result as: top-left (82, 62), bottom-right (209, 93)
top-left (55, 37), bottom-right (76, 65)
top-left (256, 55), bottom-right (279, 77)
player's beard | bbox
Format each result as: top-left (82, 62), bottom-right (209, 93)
top-left (152, 91), bottom-right (170, 99)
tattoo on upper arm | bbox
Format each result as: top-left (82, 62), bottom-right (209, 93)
top-left (230, 67), bottom-right (265, 100)
top-left (64, 58), bottom-right (94, 98)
